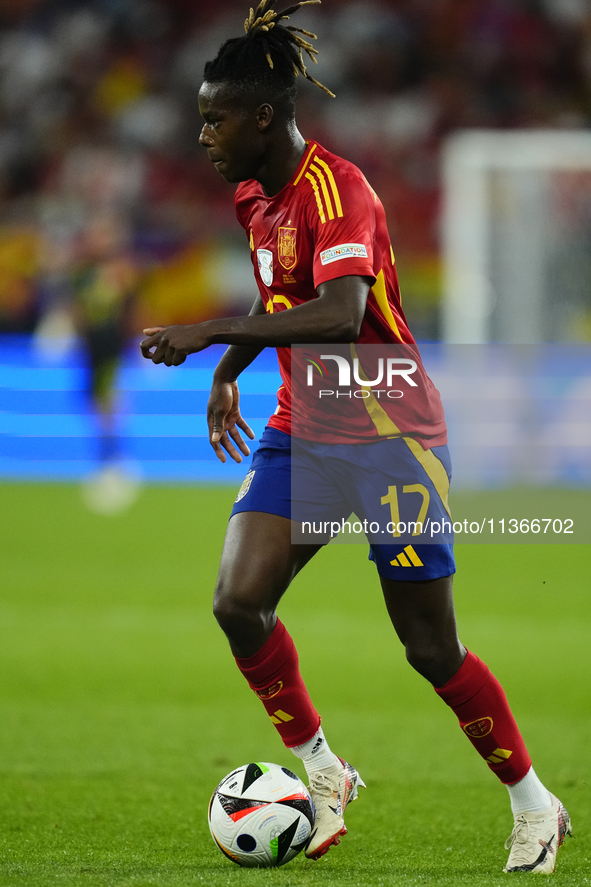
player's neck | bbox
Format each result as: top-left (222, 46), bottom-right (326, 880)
top-left (256, 126), bottom-right (307, 198)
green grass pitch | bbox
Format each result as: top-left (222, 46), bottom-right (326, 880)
top-left (0, 482), bottom-right (589, 886)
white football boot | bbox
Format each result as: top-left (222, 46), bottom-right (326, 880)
top-left (305, 758), bottom-right (365, 860)
top-left (503, 794), bottom-right (572, 873)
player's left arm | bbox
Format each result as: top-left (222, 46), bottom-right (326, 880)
top-left (140, 275), bottom-right (372, 367)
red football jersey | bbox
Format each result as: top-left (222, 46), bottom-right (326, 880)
top-left (235, 141), bottom-right (447, 448)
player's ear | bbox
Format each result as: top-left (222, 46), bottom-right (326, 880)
top-left (256, 103), bottom-right (274, 132)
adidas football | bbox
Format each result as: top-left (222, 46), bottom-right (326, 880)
top-left (208, 761), bottom-right (314, 867)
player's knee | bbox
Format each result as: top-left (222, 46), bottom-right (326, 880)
top-left (212, 580), bottom-right (268, 640)
top-left (405, 643), bottom-right (438, 678)
top-left (405, 639), bottom-right (461, 686)
top-left (213, 591), bottom-right (251, 632)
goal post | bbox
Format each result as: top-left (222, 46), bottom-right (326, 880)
top-left (442, 130), bottom-right (591, 344)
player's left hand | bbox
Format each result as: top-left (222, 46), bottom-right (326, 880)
top-left (140, 324), bottom-right (210, 366)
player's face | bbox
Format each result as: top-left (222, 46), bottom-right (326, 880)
top-left (198, 82), bottom-right (266, 183)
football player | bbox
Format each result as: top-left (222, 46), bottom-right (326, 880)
top-left (141, 1), bottom-right (571, 872)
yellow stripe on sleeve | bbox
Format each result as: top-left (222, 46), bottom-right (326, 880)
top-left (314, 157), bottom-right (344, 217)
top-left (305, 172), bottom-right (326, 224)
top-left (293, 143), bottom-right (317, 186)
top-left (310, 163), bottom-right (335, 220)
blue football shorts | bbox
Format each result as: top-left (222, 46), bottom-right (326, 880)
top-left (230, 426), bottom-right (455, 581)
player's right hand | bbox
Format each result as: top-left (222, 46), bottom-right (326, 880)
top-left (207, 379), bottom-right (255, 464)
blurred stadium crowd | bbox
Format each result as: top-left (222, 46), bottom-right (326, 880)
top-left (1, 0), bottom-right (590, 340)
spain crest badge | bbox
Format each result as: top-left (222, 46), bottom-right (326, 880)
top-left (278, 227), bottom-right (297, 271)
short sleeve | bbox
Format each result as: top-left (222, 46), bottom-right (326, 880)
top-left (308, 167), bottom-right (377, 288)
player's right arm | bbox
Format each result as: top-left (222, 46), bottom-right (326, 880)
top-left (207, 293), bottom-right (266, 464)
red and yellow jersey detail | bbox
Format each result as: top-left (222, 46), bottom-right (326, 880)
top-left (305, 170), bottom-right (327, 224)
top-left (265, 294), bottom-right (293, 313)
top-left (370, 270), bottom-right (403, 341)
top-left (234, 141), bottom-right (446, 447)
top-left (308, 160), bottom-right (344, 222)
top-left (278, 227), bottom-right (297, 270)
top-left (292, 142), bottom-right (317, 186)
top-left (314, 157), bottom-right (344, 217)
top-left (298, 149), bottom-right (345, 225)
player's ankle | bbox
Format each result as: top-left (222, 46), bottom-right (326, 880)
top-left (290, 726), bottom-right (341, 777)
top-left (506, 766), bottom-right (553, 814)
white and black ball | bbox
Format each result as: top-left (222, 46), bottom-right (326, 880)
top-left (208, 762), bottom-right (314, 867)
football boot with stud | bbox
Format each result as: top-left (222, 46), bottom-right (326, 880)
top-left (503, 794), bottom-right (572, 874)
top-left (305, 758), bottom-right (365, 860)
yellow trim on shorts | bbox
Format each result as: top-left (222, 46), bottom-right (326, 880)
top-left (350, 344), bottom-right (451, 518)
top-left (402, 436), bottom-right (451, 518)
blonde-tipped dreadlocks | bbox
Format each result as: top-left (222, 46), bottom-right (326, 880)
top-left (243, 0), bottom-right (335, 98)
top-left (203, 0), bottom-right (335, 106)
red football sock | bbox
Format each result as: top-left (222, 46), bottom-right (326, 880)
top-left (234, 619), bottom-right (321, 748)
top-left (435, 650), bottom-right (531, 785)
